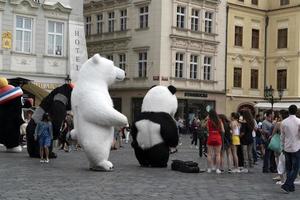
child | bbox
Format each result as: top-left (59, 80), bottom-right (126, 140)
top-left (34, 113), bottom-right (53, 163)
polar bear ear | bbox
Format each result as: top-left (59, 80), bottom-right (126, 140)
top-left (91, 54), bottom-right (101, 64)
top-left (168, 85), bottom-right (176, 95)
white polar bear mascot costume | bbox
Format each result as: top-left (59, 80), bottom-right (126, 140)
top-left (71, 54), bottom-right (128, 171)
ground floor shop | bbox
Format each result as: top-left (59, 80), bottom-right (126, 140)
top-left (110, 89), bottom-right (226, 126)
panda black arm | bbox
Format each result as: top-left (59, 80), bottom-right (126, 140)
top-left (130, 121), bottom-right (139, 148)
top-left (159, 114), bottom-right (179, 148)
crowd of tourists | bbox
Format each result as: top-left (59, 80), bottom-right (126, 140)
top-left (178, 105), bottom-right (300, 193)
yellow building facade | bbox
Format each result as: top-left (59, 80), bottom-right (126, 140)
top-left (226, 0), bottom-right (300, 115)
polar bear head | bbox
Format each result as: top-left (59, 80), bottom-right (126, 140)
top-left (78, 54), bottom-right (125, 85)
top-left (141, 85), bottom-right (178, 117)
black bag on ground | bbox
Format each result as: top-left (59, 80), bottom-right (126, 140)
top-left (171, 160), bottom-right (200, 173)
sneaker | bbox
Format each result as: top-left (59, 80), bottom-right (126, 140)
top-left (216, 169), bottom-right (222, 174)
top-left (40, 159), bottom-right (45, 163)
top-left (195, 146), bottom-right (199, 149)
top-left (207, 168), bottom-right (212, 173)
top-left (45, 159), bottom-right (49, 163)
top-left (273, 176), bottom-right (281, 181)
top-left (240, 168), bottom-right (249, 173)
top-left (294, 179), bottom-right (300, 185)
top-left (232, 168), bottom-right (240, 173)
top-left (281, 186), bottom-right (289, 194)
top-left (276, 181), bottom-right (284, 185)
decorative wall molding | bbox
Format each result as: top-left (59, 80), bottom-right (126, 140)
top-left (10, 0), bottom-right (39, 9)
top-left (42, 2), bottom-right (72, 13)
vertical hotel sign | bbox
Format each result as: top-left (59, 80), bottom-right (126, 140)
top-left (69, 20), bottom-right (88, 82)
top-left (2, 32), bottom-right (12, 49)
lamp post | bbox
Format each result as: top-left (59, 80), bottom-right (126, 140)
top-left (264, 85), bottom-right (284, 110)
top-left (65, 75), bottom-right (71, 84)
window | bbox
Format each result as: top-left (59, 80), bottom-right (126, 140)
top-left (85, 16), bottom-right (91, 36)
top-left (47, 21), bottom-right (64, 56)
top-left (278, 28), bottom-right (288, 49)
top-left (203, 56), bottom-right (212, 80)
top-left (176, 6), bottom-right (185, 29)
top-left (234, 26), bottom-right (243, 46)
top-left (175, 53), bottom-right (184, 78)
top-left (15, 16), bottom-right (32, 53)
top-left (108, 12), bottom-right (115, 32)
top-left (138, 52), bottom-right (147, 77)
top-left (107, 55), bottom-right (113, 61)
top-left (120, 9), bottom-right (127, 31)
top-left (252, 29), bottom-right (259, 49)
top-left (191, 9), bottom-right (199, 31)
top-left (277, 69), bottom-right (287, 89)
top-left (233, 68), bottom-right (242, 88)
top-left (280, 0), bottom-right (289, 6)
top-left (250, 69), bottom-right (258, 89)
top-left (119, 54), bottom-right (126, 71)
top-left (205, 12), bottom-right (213, 33)
top-left (251, 0), bottom-right (258, 5)
top-left (96, 14), bottom-right (103, 34)
top-left (139, 6), bottom-right (148, 29)
top-left (190, 55), bottom-right (198, 79)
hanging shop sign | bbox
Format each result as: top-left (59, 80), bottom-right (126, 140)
top-left (184, 92), bottom-right (208, 98)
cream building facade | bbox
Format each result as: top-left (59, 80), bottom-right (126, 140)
top-left (0, 0), bottom-right (87, 104)
top-left (226, 0), bottom-right (300, 115)
top-left (84, 0), bottom-right (226, 123)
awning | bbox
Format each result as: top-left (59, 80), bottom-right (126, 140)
top-left (22, 83), bottom-right (49, 101)
top-left (254, 102), bottom-right (300, 110)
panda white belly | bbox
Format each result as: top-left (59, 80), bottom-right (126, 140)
top-left (136, 119), bottom-right (163, 149)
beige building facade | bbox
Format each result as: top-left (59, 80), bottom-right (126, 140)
top-left (84, 0), bottom-right (226, 123)
top-left (226, 0), bottom-right (300, 115)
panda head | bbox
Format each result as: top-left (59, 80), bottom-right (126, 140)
top-left (141, 85), bottom-right (178, 117)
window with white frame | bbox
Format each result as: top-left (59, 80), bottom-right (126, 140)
top-left (190, 55), bottom-right (198, 79)
top-left (138, 52), bottom-right (147, 77)
top-left (175, 53), bottom-right (184, 78)
top-left (107, 55), bottom-right (113, 61)
top-left (15, 16), bottom-right (33, 53)
top-left (85, 16), bottom-right (91, 35)
top-left (97, 14), bottom-right (103, 34)
top-left (120, 9), bottom-right (127, 31)
top-left (204, 12), bottom-right (213, 33)
top-left (47, 21), bottom-right (64, 56)
top-left (139, 6), bottom-right (148, 28)
top-left (203, 56), bottom-right (212, 80)
top-left (176, 6), bottom-right (185, 29)
top-left (191, 9), bottom-right (199, 31)
top-left (108, 12), bottom-right (115, 32)
top-left (119, 54), bottom-right (126, 71)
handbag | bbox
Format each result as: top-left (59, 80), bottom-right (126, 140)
top-left (268, 134), bottom-right (281, 153)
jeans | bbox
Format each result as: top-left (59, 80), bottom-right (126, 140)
top-left (242, 144), bottom-right (253, 168)
top-left (282, 149), bottom-right (300, 191)
top-left (252, 137), bottom-right (258, 162)
top-left (263, 141), bottom-right (276, 172)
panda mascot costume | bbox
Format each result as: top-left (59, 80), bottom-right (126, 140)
top-left (26, 83), bottom-right (73, 158)
top-left (0, 77), bottom-right (24, 152)
top-left (131, 85), bottom-right (179, 167)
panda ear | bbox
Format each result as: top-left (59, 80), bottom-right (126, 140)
top-left (168, 85), bottom-right (176, 95)
top-left (150, 85), bottom-right (157, 90)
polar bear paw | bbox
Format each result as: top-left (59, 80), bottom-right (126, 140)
top-left (90, 160), bottom-right (114, 172)
top-left (6, 145), bottom-right (22, 153)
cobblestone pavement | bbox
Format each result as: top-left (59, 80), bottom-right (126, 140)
top-left (0, 135), bottom-right (299, 200)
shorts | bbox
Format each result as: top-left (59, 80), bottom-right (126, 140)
top-left (232, 135), bottom-right (240, 145)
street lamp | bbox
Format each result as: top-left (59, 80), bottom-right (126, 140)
top-left (264, 85), bottom-right (284, 110)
